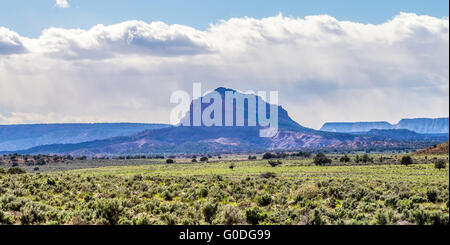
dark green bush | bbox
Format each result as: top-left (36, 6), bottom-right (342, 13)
top-left (202, 203), bottom-right (218, 224)
top-left (314, 153), bottom-right (332, 166)
top-left (426, 189), bottom-right (438, 203)
top-left (7, 167), bottom-right (26, 174)
top-left (435, 159), bottom-right (446, 170)
top-left (257, 194), bottom-right (272, 206)
top-left (401, 156), bottom-right (413, 166)
top-left (245, 207), bottom-right (266, 225)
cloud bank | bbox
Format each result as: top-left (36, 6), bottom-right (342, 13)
top-left (0, 13), bottom-right (448, 129)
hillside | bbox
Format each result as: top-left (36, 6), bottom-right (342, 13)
top-left (412, 142), bottom-right (449, 155)
top-left (0, 123), bottom-right (170, 151)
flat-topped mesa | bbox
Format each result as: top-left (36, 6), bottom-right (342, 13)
top-left (180, 87), bottom-right (309, 132)
top-left (320, 118), bottom-right (449, 134)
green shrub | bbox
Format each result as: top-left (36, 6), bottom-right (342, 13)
top-left (401, 156), bottom-right (413, 166)
top-left (20, 202), bottom-right (48, 224)
top-left (202, 203), bottom-right (218, 224)
top-left (426, 189), bottom-right (438, 203)
top-left (245, 207), bottom-right (266, 225)
top-left (0, 210), bottom-right (12, 224)
top-left (0, 168), bottom-right (5, 174)
top-left (310, 209), bottom-right (325, 225)
top-left (94, 199), bottom-right (124, 225)
top-left (314, 153), bottom-right (332, 166)
top-left (7, 167), bottom-right (26, 174)
top-left (199, 188), bottom-right (208, 198)
top-left (162, 191), bottom-right (173, 201)
top-left (257, 194), bottom-right (272, 206)
top-left (435, 159), bottom-right (446, 170)
top-left (166, 159), bottom-right (175, 164)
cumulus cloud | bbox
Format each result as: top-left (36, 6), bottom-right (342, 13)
top-left (30, 21), bottom-right (211, 59)
top-left (0, 27), bottom-right (27, 54)
top-left (0, 13), bottom-right (448, 128)
top-left (55, 0), bottom-right (70, 9)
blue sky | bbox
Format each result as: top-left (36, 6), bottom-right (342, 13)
top-left (0, 0), bottom-right (449, 37)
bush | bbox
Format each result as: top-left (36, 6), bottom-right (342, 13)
top-left (268, 160), bottom-right (282, 167)
top-left (435, 159), bottom-right (446, 170)
top-left (310, 209), bottom-right (325, 225)
top-left (20, 202), bottom-right (48, 224)
top-left (202, 203), bottom-right (218, 224)
top-left (166, 159), bottom-right (175, 164)
top-left (361, 154), bottom-right (372, 163)
top-left (0, 168), bottom-right (5, 174)
top-left (200, 157), bottom-right (208, 162)
top-left (221, 205), bottom-right (244, 225)
top-left (248, 155), bottom-right (257, 160)
top-left (259, 172), bottom-right (276, 178)
top-left (262, 152), bottom-right (277, 159)
top-left (257, 194), bottom-right (272, 206)
top-left (0, 210), bottom-right (12, 225)
top-left (7, 167), bottom-right (26, 174)
top-left (245, 207), bottom-right (266, 225)
top-left (400, 156), bottom-right (413, 166)
top-left (339, 155), bottom-right (350, 163)
top-left (199, 188), bottom-right (208, 198)
top-left (94, 199), bottom-right (124, 225)
top-left (314, 153), bottom-right (332, 166)
top-left (426, 189), bottom-right (438, 203)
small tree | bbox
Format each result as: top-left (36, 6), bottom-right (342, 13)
top-left (339, 155), bottom-right (350, 163)
top-left (361, 154), bottom-right (372, 163)
top-left (401, 156), bottom-right (413, 166)
top-left (435, 159), bottom-right (446, 170)
top-left (166, 159), bottom-right (175, 164)
top-left (200, 156), bottom-right (209, 162)
top-left (229, 163), bottom-right (235, 170)
top-left (314, 153), bottom-right (332, 166)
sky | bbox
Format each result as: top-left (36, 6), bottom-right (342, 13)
top-left (1, 0), bottom-right (449, 38)
top-left (0, 0), bottom-right (449, 129)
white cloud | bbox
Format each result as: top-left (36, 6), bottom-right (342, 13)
top-left (0, 13), bottom-right (448, 129)
top-left (55, 0), bottom-right (70, 9)
top-left (0, 27), bottom-right (27, 54)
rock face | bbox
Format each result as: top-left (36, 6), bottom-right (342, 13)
top-left (320, 118), bottom-right (449, 134)
top-left (394, 118), bottom-right (449, 134)
top-left (5, 88), bottom-right (449, 155)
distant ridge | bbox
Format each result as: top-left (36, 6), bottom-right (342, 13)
top-left (0, 123), bottom-right (170, 151)
top-left (320, 118), bottom-right (449, 134)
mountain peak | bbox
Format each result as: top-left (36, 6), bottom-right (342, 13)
top-left (214, 87), bottom-right (236, 95)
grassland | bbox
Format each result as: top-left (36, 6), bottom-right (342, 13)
top-left (0, 154), bottom-right (448, 225)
